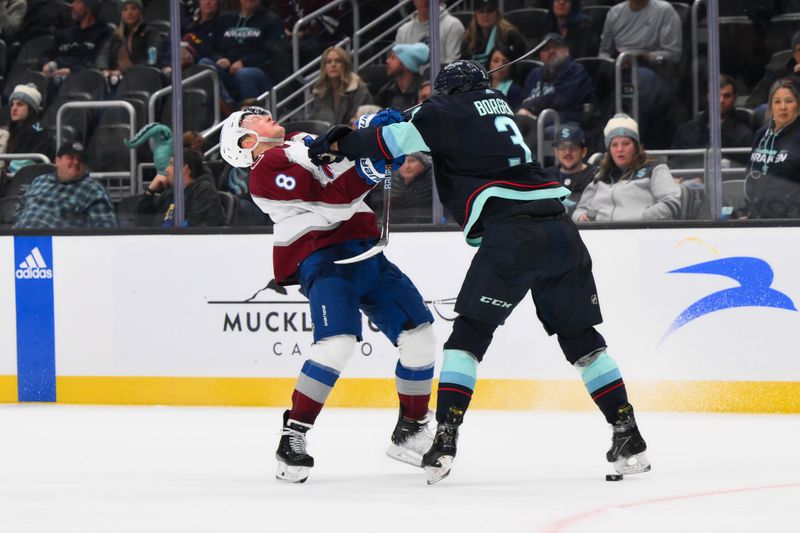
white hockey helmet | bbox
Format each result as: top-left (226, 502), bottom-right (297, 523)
top-left (220, 106), bottom-right (285, 168)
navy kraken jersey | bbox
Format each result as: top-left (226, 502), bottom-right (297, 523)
top-left (338, 88), bottom-right (570, 244)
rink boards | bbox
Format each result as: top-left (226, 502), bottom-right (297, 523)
top-left (1, 229), bottom-right (800, 413)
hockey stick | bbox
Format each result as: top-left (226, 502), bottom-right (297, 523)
top-left (334, 163), bottom-right (392, 264)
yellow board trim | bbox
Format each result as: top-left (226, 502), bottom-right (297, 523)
top-left (23, 376), bottom-right (800, 414)
top-left (0, 375), bottom-right (18, 402)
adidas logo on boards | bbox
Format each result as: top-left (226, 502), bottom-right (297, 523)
top-left (15, 247), bottom-right (53, 279)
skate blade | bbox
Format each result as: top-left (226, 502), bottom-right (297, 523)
top-left (613, 451), bottom-right (651, 475)
top-left (276, 461), bottom-right (311, 483)
top-left (424, 456), bottom-right (453, 485)
top-left (386, 444), bottom-right (423, 468)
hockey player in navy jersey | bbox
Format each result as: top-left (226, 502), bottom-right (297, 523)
top-left (219, 107), bottom-right (437, 483)
top-left (309, 60), bottom-right (651, 484)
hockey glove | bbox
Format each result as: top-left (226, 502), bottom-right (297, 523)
top-left (354, 109), bottom-right (406, 185)
top-left (307, 125), bottom-right (351, 165)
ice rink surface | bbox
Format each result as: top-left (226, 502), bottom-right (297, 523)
top-left (1, 405), bottom-right (798, 533)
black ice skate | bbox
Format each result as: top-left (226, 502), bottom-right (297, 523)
top-left (386, 409), bottom-right (434, 468)
top-left (607, 403), bottom-right (651, 475)
top-left (421, 408), bottom-right (463, 485)
top-left (275, 410), bottom-right (314, 483)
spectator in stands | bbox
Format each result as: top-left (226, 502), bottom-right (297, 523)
top-left (183, 130), bottom-right (205, 152)
top-left (746, 31), bottom-right (800, 112)
top-left (0, 84), bottom-right (55, 176)
top-left (573, 113), bottom-right (681, 222)
top-left (418, 81), bottom-right (432, 103)
top-left (182, 0), bottom-right (222, 64)
top-left (745, 78), bottom-right (800, 219)
top-left (274, 0), bottom-right (344, 65)
top-left (518, 33), bottom-right (595, 125)
top-left (540, 0), bottom-right (598, 60)
top-left (39, 0), bottom-right (113, 80)
top-left (311, 46), bottom-right (372, 126)
top-left (544, 124), bottom-right (597, 213)
top-left (96, 0), bottom-right (162, 87)
top-left (460, 0), bottom-right (527, 67)
top-left (13, 141), bottom-right (117, 228)
top-left (0, 0), bottom-right (27, 42)
top-left (488, 46), bottom-right (523, 110)
top-left (376, 43), bottom-right (429, 111)
top-left (138, 148), bottom-right (225, 226)
top-left (367, 151), bottom-right (433, 224)
top-left (395, 0), bottom-right (465, 64)
top-left (598, 0), bottom-right (682, 140)
top-left (670, 74), bottom-right (754, 173)
top-left (200, 0), bottom-right (283, 106)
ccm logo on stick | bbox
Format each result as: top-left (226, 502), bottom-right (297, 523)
top-left (480, 296), bottom-right (512, 308)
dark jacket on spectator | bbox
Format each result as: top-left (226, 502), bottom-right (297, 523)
top-left (539, 0), bottom-right (598, 59)
top-left (367, 167), bottom-right (433, 224)
top-left (96, 22), bottom-right (162, 71)
top-left (40, 21), bottom-right (113, 71)
top-left (670, 109), bottom-right (755, 167)
top-left (183, 17), bottom-right (221, 61)
top-left (211, 8), bottom-right (284, 69)
top-left (746, 118), bottom-right (800, 219)
top-left (376, 74), bottom-right (424, 112)
top-left (521, 57), bottom-right (596, 124)
top-left (544, 162), bottom-right (597, 213)
top-left (136, 174), bottom-right (225, 227)
top-left (746, 54), bottom-right (800, 109)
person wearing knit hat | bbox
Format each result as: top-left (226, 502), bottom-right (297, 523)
top-left (120, 0), bottom-right (143, 10)
top-left (391, 43), bottom-right (430, 75)
top-left (572, 113), bottom-right (681, 222)
top-left (1, 83), bottom-right (54, 176)
top-left (10, 84), bottom-right (43, 116)
top-left (377, 43), bottom-right (429, 110)
top-left (603, 113), bottom-right (639, 148)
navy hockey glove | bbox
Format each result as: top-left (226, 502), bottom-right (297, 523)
top-left (353, 109), bottom-right (406, 185)
top-left (307, 125), bottom-right (351, 165)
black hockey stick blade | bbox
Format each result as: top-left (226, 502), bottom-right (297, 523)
top-left (335, 164), bottom-right (392, 264)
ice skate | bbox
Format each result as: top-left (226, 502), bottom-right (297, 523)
top-left (275, 410), bottom-right (314, 483)
top-left (421, 408), bottom-right (462, 485)
top-left (607, 403), bottom-right (651, 475)
top-left (386, 409), bottom-right (434, 467)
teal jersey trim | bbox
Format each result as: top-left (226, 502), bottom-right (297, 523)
top-left (381, 122), bottom-right (431, 157)
top-left (463, 185), bottom-right (571, 246)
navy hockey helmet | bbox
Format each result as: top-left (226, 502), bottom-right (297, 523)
top-left (433, 60), bottom-right (490, 96)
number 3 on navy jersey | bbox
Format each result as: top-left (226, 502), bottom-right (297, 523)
top-left (276, 174), bottom-right (296, 190)
top-left (494, 116), bottom-right (533, 167)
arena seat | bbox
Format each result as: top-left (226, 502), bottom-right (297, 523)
top-left (505, 8), bottom-right (548, 40)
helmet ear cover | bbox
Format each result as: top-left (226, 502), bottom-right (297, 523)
top-left (219, 107), bottom-right (284, 168)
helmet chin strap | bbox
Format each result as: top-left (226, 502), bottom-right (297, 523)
top-left (258, 135), bottom-right (284, 144)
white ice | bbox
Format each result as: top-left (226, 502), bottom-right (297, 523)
top-left (1, 405), bottom-right (798, 532)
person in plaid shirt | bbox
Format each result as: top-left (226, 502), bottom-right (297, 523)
top-left (13, 142), bottom-right (117, 228)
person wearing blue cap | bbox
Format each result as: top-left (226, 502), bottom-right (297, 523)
top-left (376, 42), bottom-right (430, 110)
top-left (544, 124), bottom-right (597, 214)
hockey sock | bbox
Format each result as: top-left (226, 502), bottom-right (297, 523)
top-left (574, 350), bottom-right (629, 424)
top-left (290, 359), bottom-right (340, 426)
top-left (395, 361), bottom-right (434, 420)
top-left (435, 349), bottom-right (478, 424)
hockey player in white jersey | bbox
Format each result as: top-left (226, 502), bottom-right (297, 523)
top-left (219, 107), bottom-right (436, 483)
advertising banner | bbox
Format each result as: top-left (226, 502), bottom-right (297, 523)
top-left (2, 228), bottom-right (800, 411)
